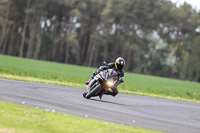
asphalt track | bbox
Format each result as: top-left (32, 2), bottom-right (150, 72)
top-left (0, 78), bottom-right (200, 133)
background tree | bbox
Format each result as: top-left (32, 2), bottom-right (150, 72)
top-left (0, 0), bottom-right (200, 82)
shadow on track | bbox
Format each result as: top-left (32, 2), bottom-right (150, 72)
top-left (90, 98), bottom-right (130, 107)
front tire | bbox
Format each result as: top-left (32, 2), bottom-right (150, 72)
top-left (83, 91), bottom-right (87, 98)
top-left (85, 84), bottom-right (101, 99)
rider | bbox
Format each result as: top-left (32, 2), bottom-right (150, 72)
top-left (85, 57), bottom-right (125, 99)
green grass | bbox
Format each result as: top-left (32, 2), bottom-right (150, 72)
top-left (0, 101), bottom-right (160, 133)
top-left (0, 54), bottom-right (200, 103)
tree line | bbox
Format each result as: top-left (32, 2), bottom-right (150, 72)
top-left (0, 0), bottom-right (200, 82)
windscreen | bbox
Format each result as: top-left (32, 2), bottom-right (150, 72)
top-left (102, 69), bottom-right (118, 80)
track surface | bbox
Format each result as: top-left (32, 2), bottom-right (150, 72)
top-left (0, 78), bottom-right (200, 133)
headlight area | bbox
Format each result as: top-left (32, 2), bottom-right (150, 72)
top-left (106, 81), bottom-right (114, 87)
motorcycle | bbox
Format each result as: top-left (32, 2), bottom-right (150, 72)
top-left (83, 69), bottom-right (120, 99)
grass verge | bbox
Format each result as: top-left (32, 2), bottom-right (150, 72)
top-left (0, 54), bottom-right (200, 103)
top-left (0, 101), bottom-right (160, 133)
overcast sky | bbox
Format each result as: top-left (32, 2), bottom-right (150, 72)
top-left (171, 0), bottom-right (200, 10)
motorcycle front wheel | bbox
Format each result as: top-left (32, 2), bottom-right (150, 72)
top-left (83, 91), bottom-right (87, 98)
top-left (85, 83), bottom-right (101, 99)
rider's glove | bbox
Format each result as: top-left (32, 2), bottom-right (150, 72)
top-left (93, 70), bottom-right (99, 76)
top-left (119, 78), bottom-right (124, 83)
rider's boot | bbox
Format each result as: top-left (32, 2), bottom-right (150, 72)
top-left (85, 79), bottom-right (91, 85)
top-left (104, 90), bottom-right (116, 97)
top-left (99, 91), bottom-right (104, 99)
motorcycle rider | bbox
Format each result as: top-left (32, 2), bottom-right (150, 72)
top-left (85, 57), bottom-right (125, 99)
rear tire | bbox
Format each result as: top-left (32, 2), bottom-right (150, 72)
top-left (85, 84), bottom-right (101, 99)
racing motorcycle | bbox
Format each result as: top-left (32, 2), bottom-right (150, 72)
top-left (83, 69), bottom-right (121, 99)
